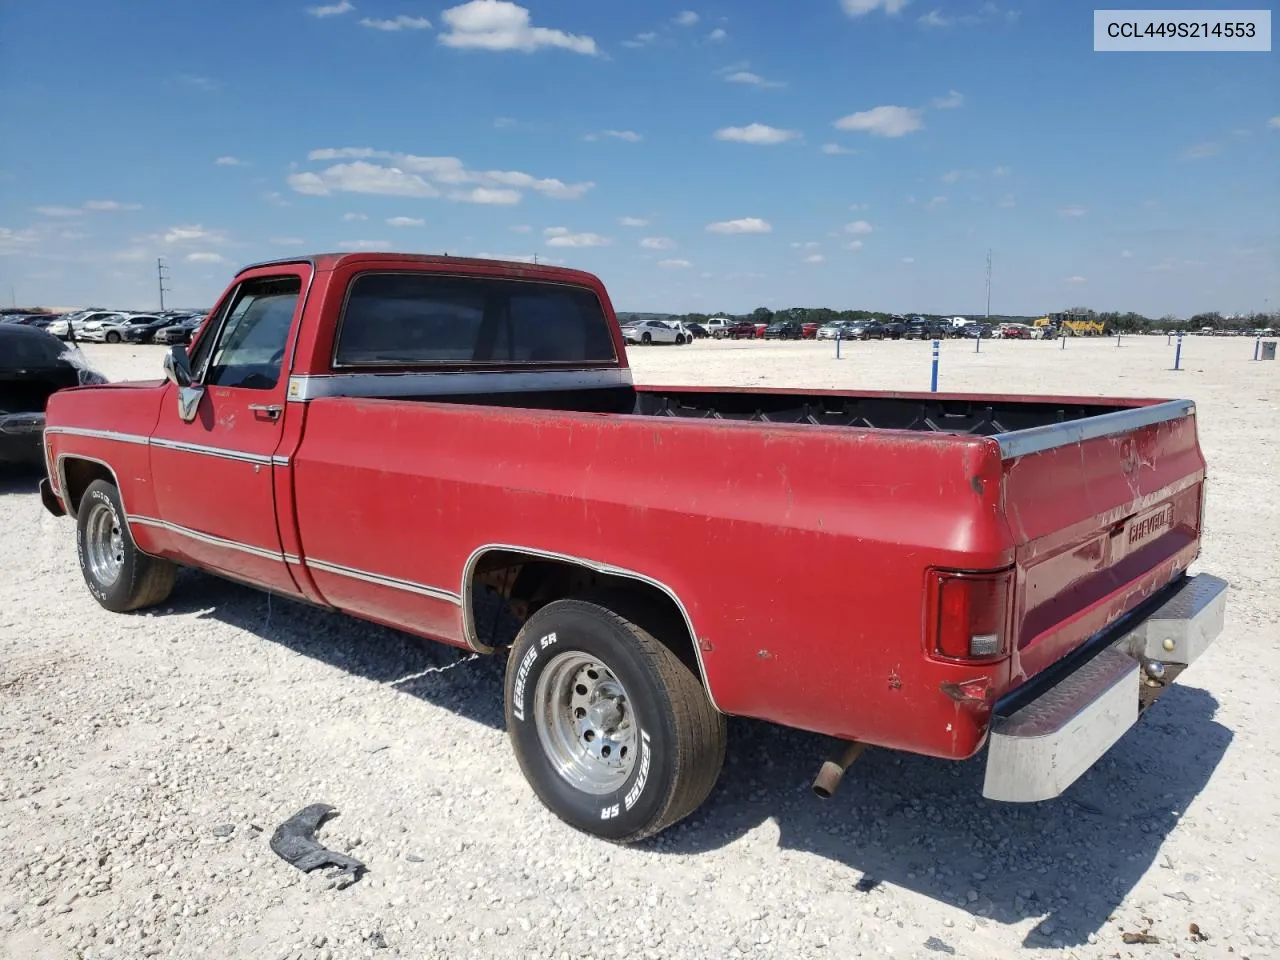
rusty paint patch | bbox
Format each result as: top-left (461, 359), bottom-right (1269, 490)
top-left (756, 649), bottom-right (772, 660)
top-left (888, 670), bottom-right (902, 690)
top-left (939, 677), bottom-right (993, 703)
top-left (698, 638), bottom-right (714, 653)
top-left (970, 475), bottom-right (985, 495)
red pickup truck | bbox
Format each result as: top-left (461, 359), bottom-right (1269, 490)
top-left (39, 253), bottom-right (1227, 843)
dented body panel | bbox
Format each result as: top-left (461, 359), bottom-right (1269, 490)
top-left (42, 253), bottom-right (1223, 780)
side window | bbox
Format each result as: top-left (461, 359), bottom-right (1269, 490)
top-left (194, 277), bottom-right (300, 390)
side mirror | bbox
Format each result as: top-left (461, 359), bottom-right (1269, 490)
top-left (163, 345), bottom-right (192, 387)
top-left (163, 345), bottom-right (203, 423)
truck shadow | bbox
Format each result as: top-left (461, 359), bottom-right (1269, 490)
top-left (167, 570), bottom-right (1230, 950)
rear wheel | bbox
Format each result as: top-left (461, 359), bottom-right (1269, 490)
top-left (76, 479), bottom-right (177, 613)
top-left (641, 333), bottom-right (652, 345)
top-left (105, 331), bottom-right (121, 343)
top-left (674, 334), bottom-right (685, 345)
top-left (504, 596), bottom-right (726, 843)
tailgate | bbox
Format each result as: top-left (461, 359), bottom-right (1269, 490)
top-left (997, 400), bottom-right (1205, 684)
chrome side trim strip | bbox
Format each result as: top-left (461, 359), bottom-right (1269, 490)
top-left (53, 453), bottom-right (128, 521)
top-left (306, 558), bottom-right (463, 605)
top-left (272, 455), bottom-right (291, 466)
top-left (283, 553), bottom-right (302, 565)
top-left (128, 516), bottom-right (286, 562)
top-left (993, 399), bottom-right (1195, 459)
top-left (44, 426), bottom-right (150, 445)
top-left (149, 437), bottom-right (274, 465)
top-left (287, 367), bottom-right (633, 402)
top-left (459, 543), bottom-right (719, 710)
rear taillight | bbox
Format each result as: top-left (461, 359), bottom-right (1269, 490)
top-left (927, 569), bottom-right (1013, 661)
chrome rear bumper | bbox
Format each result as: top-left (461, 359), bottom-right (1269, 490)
top-left (982, 572), bottom-right (1227, 803)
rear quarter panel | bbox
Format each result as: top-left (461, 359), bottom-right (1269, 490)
top-left (291, 398), bottom-right (1016, 756)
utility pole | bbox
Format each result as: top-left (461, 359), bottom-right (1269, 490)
top-left (157, 258), bottom-right (170, 312)
top-left (985, 249), bottom-right (992, 321)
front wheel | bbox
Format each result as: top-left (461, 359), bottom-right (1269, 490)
top-left (504, 596), bottom-right (726, 843)
top-left (674, 334), bottom-right (685, 345)
top-left (76, 479), bottom-right (177, 612)
top-left (641, 333), bottom-right (652, 345)
top-left (105, 331), bottom-right (121, 344)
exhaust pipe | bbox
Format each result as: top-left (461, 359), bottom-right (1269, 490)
top-left (812, 740), bottom-right (866, 799)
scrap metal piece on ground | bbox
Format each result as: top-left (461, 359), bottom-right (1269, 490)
top-left (269, 803), bottom-right (366, 884)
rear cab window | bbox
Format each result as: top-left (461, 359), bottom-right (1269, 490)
top-left (333, 272), bottom-right (618, 368)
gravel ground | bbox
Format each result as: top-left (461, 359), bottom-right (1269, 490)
top-left (2, 335), bottom-right (1277, 960)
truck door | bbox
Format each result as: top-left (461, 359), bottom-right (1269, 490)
top-left (147, 266), bottom-right (309, 596)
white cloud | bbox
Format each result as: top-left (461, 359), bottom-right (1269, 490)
top-left (0, 227), bottom-right (39, 254)
top-left (163, 224), bottom-right (227, 244)
top-left (290, 149), bottom-right (593, 203)
top-left (789, 241), bottom-right (820, 249)
top-left (659, 258), bottom-right (692, 268)
top-left (386, 216), bottom-right (425, 226)
top-left (940, 169), bottom-right (975, 184)
top-left (448, 186), bottom-right (523, 204)
top-left (925, 195), bottom-right (948, 209)
top-left (215, 156), bottom-right (247, 167)
top-left (833, 105), bottom-right (923, 137)
top-left (543, 226), bottom-right (611, 247)
top-left (902, 256), bottom-right (915, 263)
top-left (998, 194), bottom-right (1015, 208)
top-left (714, 123), bottom-right (799, 145)
top-left (360, 15), bottom-right (432, 30)
top-left (841, 0), bottom-right (908, 16)
top-left (844, 220), bottom-right (874, 235)
top-left (308, 0), bottom-right (353, 16)
top-left (618, 217), bottom-right (649, 227)
top-left (337, 239), bottom-right (392, 249)
top-left (724, 70), bottom-right (784, 89)
top-left (706, 217), bottom-right (771, 234)
top-left (438, 1), bottom-right (598, 55)
top-left (270, 237), bottom-right (307, 245)
top-left (343, 212), bottom-right (368, 221)
top-left (708, 27), bottom-right (726, 40)
top-left (621, 31), bottom-right (657, 48)
top-left (918, 10), bottom-right (951, 27)
top-left (1268, 116), bottom-right (1280, 129)
top-left (845, 240), bottom-right (865, 250)
top-left (673, 10), bottom-right (699, 26)
top-left (1057, 205), bottom-right (1087, 218)
top-left (640, 237), bottom-right (676, 250)
top-left (804, 253), bottom-right (825, 263)
top-left (821, 143), bottom-right (858, 155)
top-left (509, 224), bottom-right (532, 232)
top-left (1120, 250), bottom-right (1134, 259)
top-left (289, 161), bottom-right (439, 197)
top-left (587, 129), bottom-right (643, 143)
top-left (1065, 275), bottom-right (1086, 284)
top-left (35, 206), bottom-right (82, 217)
top-left (85, 200), bottom-right (142, 211)
top-left (992, 164), bottom-right (1009, 177)
top-left (1182, 141), bottom-right (1221, 160)
top-left (931, 90), bottom-right (965, 109)
top-left (185, 252), bottom-right (226, 264)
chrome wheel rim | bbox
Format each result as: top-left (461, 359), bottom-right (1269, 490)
top-left (534, 652), bottom-right (638, 795)
top-left (84, 501), bottom-right (125, 587)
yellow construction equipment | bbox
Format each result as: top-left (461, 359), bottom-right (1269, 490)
top-left (1034, 312), bottom-right (1106, 336)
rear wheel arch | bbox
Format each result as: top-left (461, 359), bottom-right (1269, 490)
top-left (463, 545), bottom-right (719, 711)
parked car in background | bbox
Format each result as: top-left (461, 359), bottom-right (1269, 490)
top-left (903, 318), bottom-right (953, 340)
top-left (624, 319), bottom-right (686, 345)
top-left (1001, 324), bottom-right (1033, 340)
top-left (880, 318), bottom-right (907, 340)
top-left (80, 314), bottom-right (169, 344)
top-left (723, 320), bottom-right (758, 339)
top-left (684, 322), bottom-right (710, 340)
top-left (152, 316), bottom-right (206, 345)
top-left (960, 323), bottom-right (992, 339)
top-left (0, 325), bottom-right (106, 466)
top-left (816, 321), bottom-right (856, 340)
top-left (763, 321), bottom-right (803, 340)
top-left (705, 318), bottom-right (733, 338)
top-left (801, 322), bottom-right (819, 339)
top-left (846, 321), bottom-right (885, 341)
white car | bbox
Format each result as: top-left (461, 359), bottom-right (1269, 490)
top-left (624, 320), bottom-right (686, 345)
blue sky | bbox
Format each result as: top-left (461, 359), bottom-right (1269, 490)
top-left (1, 0), bottom-right (1276, 316)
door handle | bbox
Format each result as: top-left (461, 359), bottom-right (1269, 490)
top-left (249, 403), bottom-right (283, 421)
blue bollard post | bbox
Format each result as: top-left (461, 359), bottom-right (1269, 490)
top-left (975, 329), bottom-right (981, 353)
top-left (930, 339), bottom-right (940, 392)
top-left (1117, 332), bottom-right (1122, 347)
top-left (836, 332), bottom-right (842, 359)
top-left (1061, 332), bottom-right (1066, 350)
top-left (1255, 336), bottom-right (1262, 361)
top-left (1174, 332), bottom-right (1183, 370)
top-left (1167, 332), bottom-right (1172, 346)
